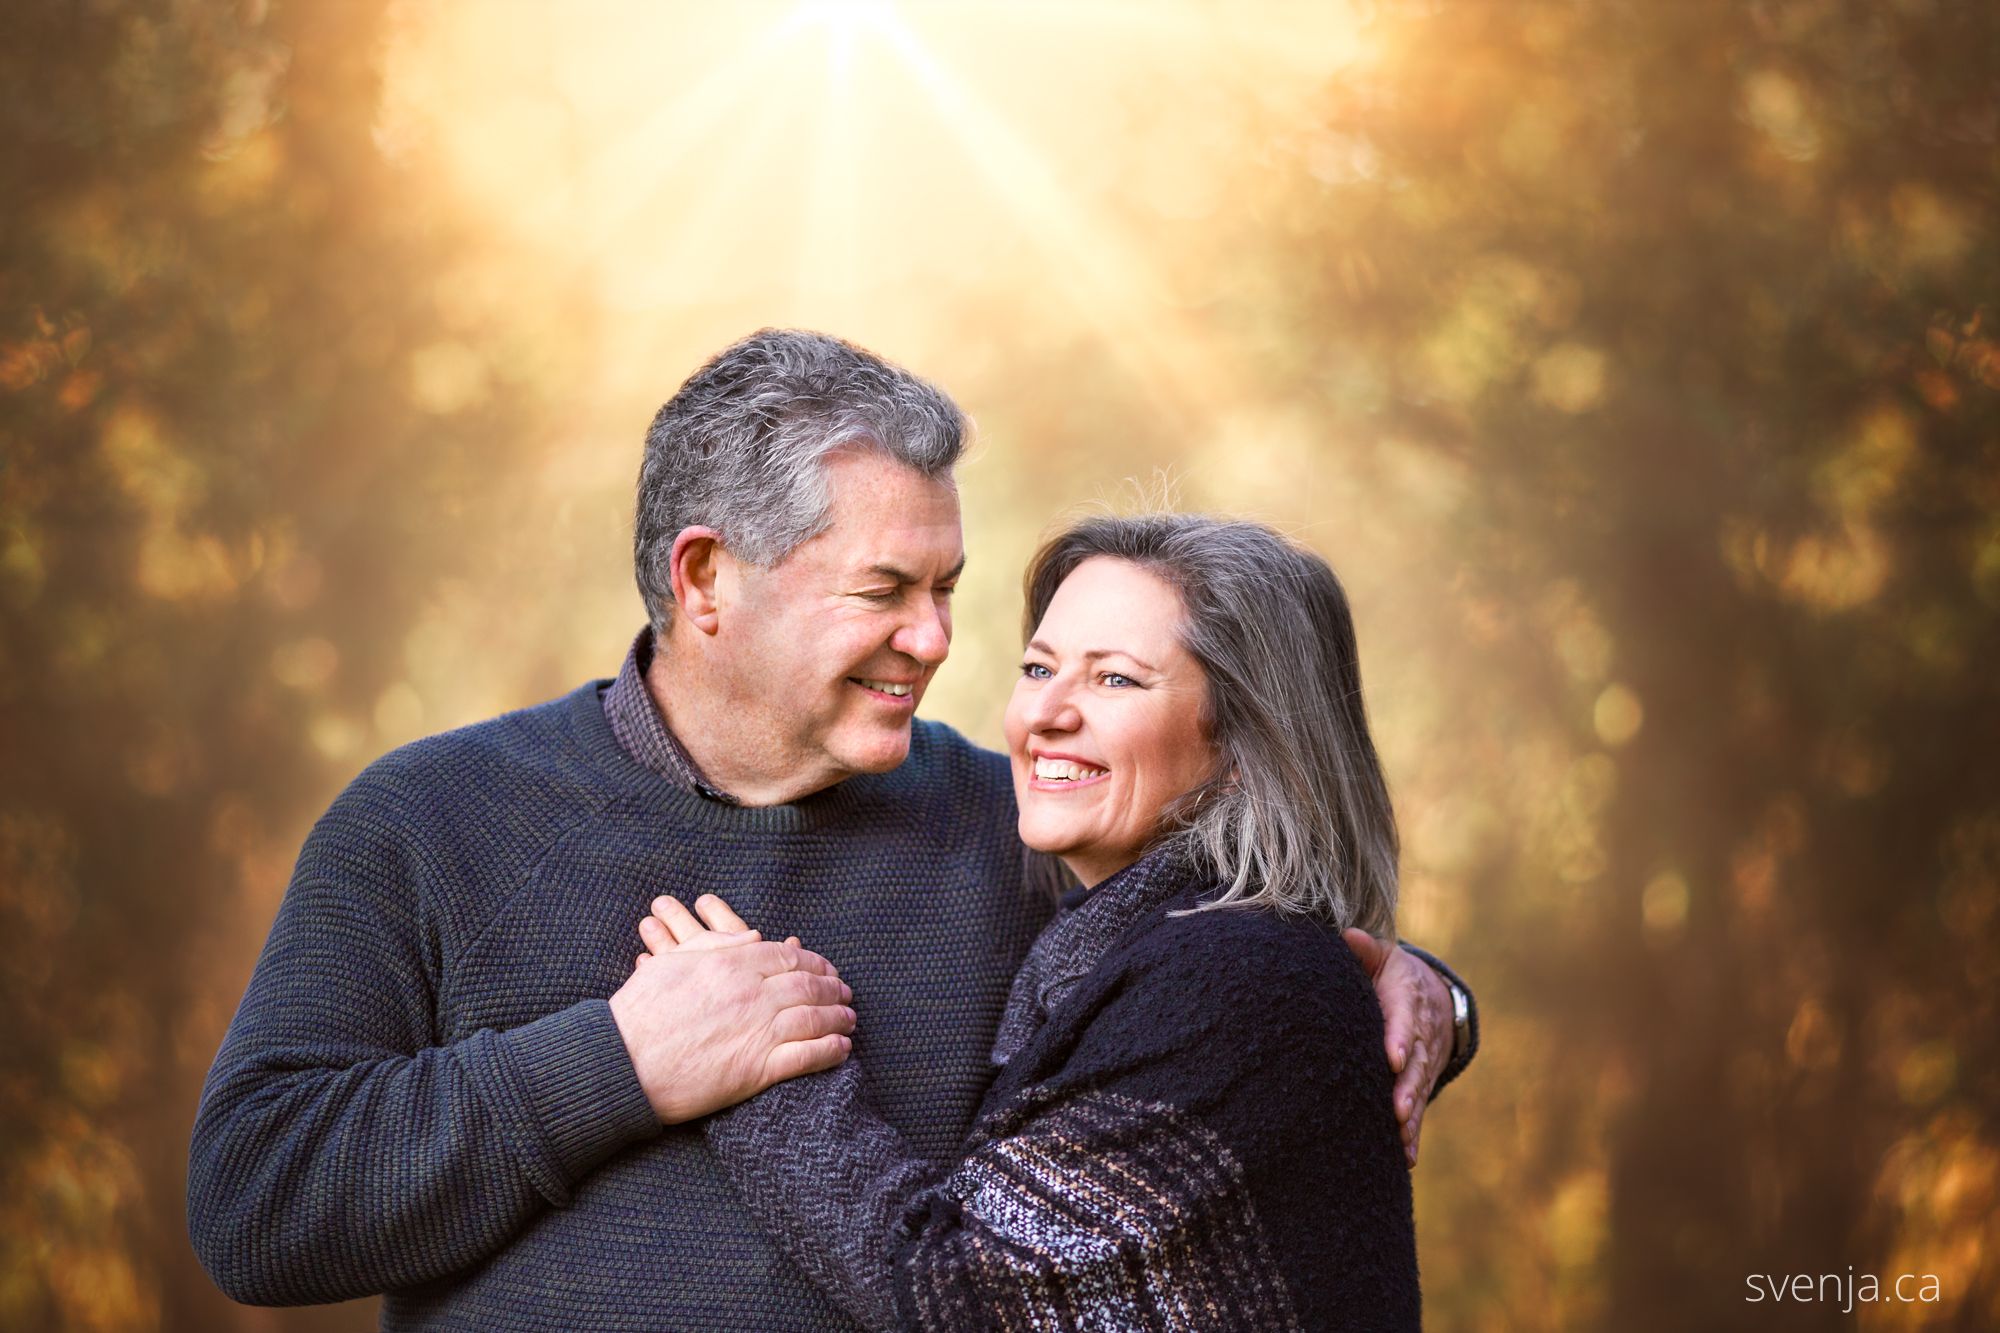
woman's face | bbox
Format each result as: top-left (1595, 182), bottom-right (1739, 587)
top-left (1004, 556), bottom-right (1216, 887)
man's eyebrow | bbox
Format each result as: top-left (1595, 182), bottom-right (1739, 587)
top-left (1022, 639), bottom-right (1159, 673)
top-left (861, 555), bottom-right (967, 584)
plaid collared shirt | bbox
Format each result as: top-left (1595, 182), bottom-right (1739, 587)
top-left (601, 627), bottom-right (739, 805)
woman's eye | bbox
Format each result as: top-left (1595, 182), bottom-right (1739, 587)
top-left (1101, 672), bottom-right (1136, 688)
top-left (1020, 662), bottom-right (1052, 680)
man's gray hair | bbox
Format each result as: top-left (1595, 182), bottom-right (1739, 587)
top-left (1023, 513), bottom-right (1400, 935)
top-left (635, 329), bottom-right (967, 633)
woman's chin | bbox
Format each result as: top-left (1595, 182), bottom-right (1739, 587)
top-left (1015, 816), bottom-right (1079, 858)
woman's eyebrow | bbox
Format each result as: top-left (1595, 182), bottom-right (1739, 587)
top-left (1024, 639), bottom-right (1159, 673)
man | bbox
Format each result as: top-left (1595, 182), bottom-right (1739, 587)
top-left (189, 329), bottom-right (1478, 1328)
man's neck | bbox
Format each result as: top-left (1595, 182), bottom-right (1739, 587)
top-left (644, 634), bottom-right (844, 808)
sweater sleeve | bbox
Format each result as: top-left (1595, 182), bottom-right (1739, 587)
top-left (706, 919), bottom-right (1417, 1333)
top-left (705, 1062), bottom-right (940, 1330)
top-left (187, 816), bottom-right (662, 1305)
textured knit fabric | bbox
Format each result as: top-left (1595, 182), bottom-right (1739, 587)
top-left (187, 676), bottom-right (1047, 1330)
top-left (706, 849), bottom-right (1422, 1332)
top-left (602, 627), bottom-right (740, 804)
top-left (1022, 874), bottom-right (1478, 1096)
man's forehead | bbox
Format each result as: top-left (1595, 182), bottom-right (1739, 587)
top-left (806, 452), bottom-right (963, 566)
top-left (834, 536), bottom-right (967, 579)
top-left (849, 549), bottom-right (968, 579)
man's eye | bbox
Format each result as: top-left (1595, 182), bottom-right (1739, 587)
top-left (858, 589), bottom-right (897, 602)
top-left (1020, 662), bottom-right (1052, 680)
top-left (936, 584), bottom-right (957, 599)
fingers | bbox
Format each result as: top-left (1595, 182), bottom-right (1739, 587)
top-left (639, 915), bottom-right (675, 958)
top-left (1394, 1039), bottom-right (1437, 1167)
top-left (1342, 927), bottom-right (1394, 980)
top-left (770, 939), bottom-right (839, 979)
top-left (763, 1033), bottom-right (852, 1084)
top-left (652, 894), bottom-right (709, 945)
top-left (678, 928), bottom-right (763, 953)
top-left (1394, 1039), bottom-right (1428, 1123)
top-left (694, 893), bottom-right (752, 933)
top-left (1410, 959), bottom-right (1453, 1097)
top-left (793, 945), bottom-right (838, 980)
top-left (1382, 948), bottom-right (1451, 1119)
top-left (766, 969), bottom-right (853, 1009)
top-left (1373, 944), bottom-right (1434, 1076)
top-left (640, 911), bottom-right (758, 956)
top-left (771, 1001), bottom-right (857, 1045)
top-left (1380, 987), bottom-right (1415, 1076)
top-left (647, 903), bottom-right (841, 983)
top-left (746, 938), bottom-right (840, 980)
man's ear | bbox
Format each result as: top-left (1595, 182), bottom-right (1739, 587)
top-left (669, 527), bottom-right (727, 636)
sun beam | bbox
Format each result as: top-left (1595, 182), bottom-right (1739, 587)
top-left (382, 0), bottom-right (1376, 433)
top-left (863, 11), bottom-right (1248, 427)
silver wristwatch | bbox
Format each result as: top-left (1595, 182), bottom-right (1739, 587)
top-left (1447, 977), bottom-right (1471, 1065)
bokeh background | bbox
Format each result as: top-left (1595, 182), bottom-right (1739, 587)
top-left (4, 0), bottom-right (1997, 1328)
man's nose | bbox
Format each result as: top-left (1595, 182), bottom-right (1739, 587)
top-left (892, 596), bottom-right (951, 667)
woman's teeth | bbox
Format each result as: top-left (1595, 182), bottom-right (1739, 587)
top-left (1034, 758), bottom-right (1108, 782)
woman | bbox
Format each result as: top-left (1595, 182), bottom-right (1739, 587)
top-left (640, 514), bottom-right (1421, 1331)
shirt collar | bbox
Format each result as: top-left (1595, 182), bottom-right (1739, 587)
top-left (602, 626), bottom-right (740, 805)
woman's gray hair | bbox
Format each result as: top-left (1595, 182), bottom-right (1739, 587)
top-left (1022, 514), bottom-right (1399, 935)
top-left (635, 329), bottom-right (967, 634)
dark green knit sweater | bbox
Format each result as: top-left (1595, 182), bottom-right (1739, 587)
top-left (188, 679), bottom-right (1047, 1330)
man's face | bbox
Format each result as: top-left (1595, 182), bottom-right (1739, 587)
top-left (717, 449), bottom-right (964, 793)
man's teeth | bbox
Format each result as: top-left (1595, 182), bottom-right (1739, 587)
top-left (1034, 758), bottom-right (1108, 782)
top-left (859, 679), bottom-right (913, 697)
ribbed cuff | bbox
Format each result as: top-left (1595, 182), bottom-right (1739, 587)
top-left (471, 999), bottom-right (661, 1205)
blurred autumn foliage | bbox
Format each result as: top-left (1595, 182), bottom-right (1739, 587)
top-left (1, 2), bottom-right (562, 1328)
top-left (2, 1), bottom-right (1996, 1330)
top-left (1222, 5), bottom-right (2000, 1330)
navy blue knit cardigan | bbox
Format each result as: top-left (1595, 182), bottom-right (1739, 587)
top-left (706, 848), bottom-right (1424, 1332)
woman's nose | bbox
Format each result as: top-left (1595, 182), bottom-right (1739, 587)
top-left (1026, 675), bottom-right (1082, 734)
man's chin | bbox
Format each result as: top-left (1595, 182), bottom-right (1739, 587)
top-left (833, 726), bottom-right (915, 775)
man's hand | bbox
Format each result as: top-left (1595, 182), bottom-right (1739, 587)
top-left (1342, 930), bottom-right (1454, 1168)
top-left (609, 921), bottom-right (855, 1125)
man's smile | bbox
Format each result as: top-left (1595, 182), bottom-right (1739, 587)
top-left (850, 676), bottom-right (917, 704)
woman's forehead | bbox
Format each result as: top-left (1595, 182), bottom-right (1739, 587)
top-left (1039, 559), bottom-right (1188, 656)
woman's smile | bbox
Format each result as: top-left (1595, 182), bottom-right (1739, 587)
top-left (1027, 750), bottom-right (1112, 790)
